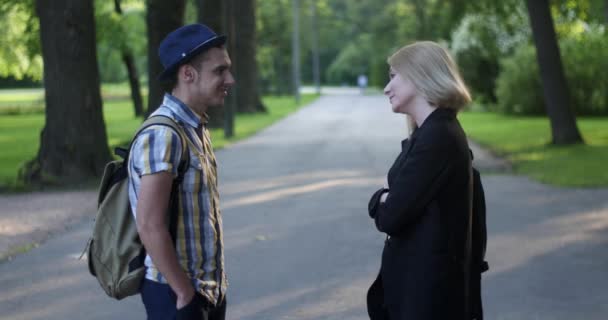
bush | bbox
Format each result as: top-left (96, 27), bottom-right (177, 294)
top-left (451, 11), bottom-right (530, 104)
top-left (495, 27), bottom-right (608, 116)
top-left (561, 29), bottom-right (608, 115)
top-left (455, 46), bottom-right (500, 104)
top-left (494, 45), bottom-right (545, 115)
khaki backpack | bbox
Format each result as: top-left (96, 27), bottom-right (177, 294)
top-left (84, 115), bottom-right (188, 300)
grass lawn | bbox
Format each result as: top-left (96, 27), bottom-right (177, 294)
top-left (0, 84), bottom-right (150, 115)
top-left (458, 111), bottom-right (608, 187)
top-left (0, 92), bottom-right (317, 189)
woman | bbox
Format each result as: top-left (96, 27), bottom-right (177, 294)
top-left (367, 41), bottom-right (473, 319)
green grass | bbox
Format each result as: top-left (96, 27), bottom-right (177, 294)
top-left (0, 242), bottom-right (39, 263)
top-left (0, 84), bottom-right (151, 115)
top-left (0, 84), bottom-right (149, 103)
top-left (0, 92), bottom-right (317, 190)
top-left (0, 88), bottom-right (45, 115)
top-left (458, 111), bottom-right (608, 187)
top-left (0, 88), bottom-right (45, 103)
top-left (100, 82), bottom-right (149, 101)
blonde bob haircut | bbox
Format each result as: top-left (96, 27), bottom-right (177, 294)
top-left (388, 41), bottom-right (471, 111)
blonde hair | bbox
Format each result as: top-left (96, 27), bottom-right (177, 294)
top-left (388, 41), bottom-right (471, 111)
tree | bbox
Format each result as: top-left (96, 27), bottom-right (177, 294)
top-left (233, 0), bottom-right (266, 113)
top-left (525, 0), bottom-right (583, 145)
top-left (197, 0), bottom-right (266, 133)
top-left (257, 0), bottom-right (293, 94)
top-left (450, 3), bottom-right (531, 103)
top-left (0, 0), bottom-right (42, 81)
top-left (410, 0), bottom-right (469, 40)
top-left (115, 0), bottom-right (144, 117)
top-left (222, 0), bottom-right (236, 137)
top-left (197, 0), bottom-right (225, 128)
top-left (22, 0), bottom-right (111, 185)
top-left (292, 0), bottom-right (301, 104)
top-left (310, 0), bottom-right (321, 94)
top-left (145, 0), bottom-right (185, 115)
top-left (197, 0), bottom-right (222, 33)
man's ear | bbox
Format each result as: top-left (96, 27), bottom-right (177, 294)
top-left (178, 64), bottom-right (196, 83)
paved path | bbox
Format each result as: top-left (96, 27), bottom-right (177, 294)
top-left (1, 94), bottom-right (607, 319)
top-left (0, 190), bottom-right (95, 261)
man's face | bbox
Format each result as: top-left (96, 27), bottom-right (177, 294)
top-left (190, 47), bottom-right (235, 109)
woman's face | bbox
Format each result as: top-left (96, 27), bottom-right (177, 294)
top-left (383, 67), bottom-right (418, 114)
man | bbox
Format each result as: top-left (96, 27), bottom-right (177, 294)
top-left (128, 24), bottom-right (234, 320)
top-left (357, 74), bottom-right (368, 94)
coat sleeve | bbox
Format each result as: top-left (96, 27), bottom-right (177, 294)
top-left (368, 187), bottom-right (388, 218)
top-left (373, 130), bottom-right (453, 235)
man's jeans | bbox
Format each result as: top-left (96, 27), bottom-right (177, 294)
top-left (141, 279), bottom-right (226, 320)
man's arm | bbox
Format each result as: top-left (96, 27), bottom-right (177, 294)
top-left (136, 171), bottom-right (194, 309)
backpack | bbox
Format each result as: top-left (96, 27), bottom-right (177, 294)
top-left (468, 151), bottom-right (489, 320)
top-left (84, 115), bottom-right (189, 300)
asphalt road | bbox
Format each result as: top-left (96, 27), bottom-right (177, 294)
top-left (1, 93), bottom-right (607, 320)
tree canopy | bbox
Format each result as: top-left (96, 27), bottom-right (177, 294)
top-left (0, 0), bottom-right (41, 80)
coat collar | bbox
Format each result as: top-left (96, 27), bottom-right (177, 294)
top-left (410, 108), bottom-right (456, 140)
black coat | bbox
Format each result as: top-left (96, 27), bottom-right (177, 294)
top-left (367, 108), bottom-right (471, 320)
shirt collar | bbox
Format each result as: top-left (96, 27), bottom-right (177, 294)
top-left (162, 93), bottom-right (208, 128)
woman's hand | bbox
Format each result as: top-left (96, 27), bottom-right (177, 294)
top-left (381, 176), bottom-right (389, 203)
top-left (380, 191), bottom-right (388, 203)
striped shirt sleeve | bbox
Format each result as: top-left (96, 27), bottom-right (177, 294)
top-left (129, 125), bottom-right (184, 178)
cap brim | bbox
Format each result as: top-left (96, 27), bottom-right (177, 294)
top-left (159, 35), bottom-right (227, 81)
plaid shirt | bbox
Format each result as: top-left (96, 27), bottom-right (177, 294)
top-left (128, 94), bottom-right (226, 304)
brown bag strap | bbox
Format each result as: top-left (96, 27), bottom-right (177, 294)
top-left (464, 153), bottom-right (474, 319)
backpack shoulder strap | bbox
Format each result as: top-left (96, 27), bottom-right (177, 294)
top-left (127, 115), bottom-right (190, 178)
top-left (128, 115), bottom-right (191, 247)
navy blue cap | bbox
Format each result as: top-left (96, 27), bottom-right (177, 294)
top-left (158, 24), bottom-right (227, 80)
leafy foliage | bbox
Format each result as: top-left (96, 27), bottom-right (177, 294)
top-left (0, 0), bottom-right (146, 84)
top-left (495, 44), bottom-right (544, 115)
top-left (451, 5), bottom-right (530, 102)
top-left (256, 0), bottom-right (293, 94)
top-left (495, 26), bottom-right (608, 115)
top-left (0, 0), bottom-right (41, 80)
top-left (95, 0), bottom-right (146, 83)
top-left (0, 0), bottom-right (606, 107)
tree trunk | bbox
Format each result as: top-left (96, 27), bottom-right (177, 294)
top-left (122, 54), bottom-right (145, 117)
top-left (145, 0), bottom-right (185, 116)
top-left (115, 0), bottom-right (144, 117)
top-left (272, 2), bottom-right (291, 95)
top-left (198, 0), bottom-right (223, 32)
top-left (198, 0), bottom-right (225, 128)
top-left (23, 0), bottom-right (111, 186)
top-left (234, 0), bottom-right (266, 113)
top-left (291, 0), bottom-right (301, 104)
top-left (412, 0), bottom-right (429, 39)
top-left (311, 1), bottom-right (321, 94)
top-left (223, 0), bottom-right (236, 137)
top-left (525, 0), bottom-right (583, 145)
